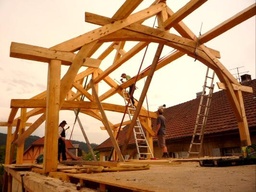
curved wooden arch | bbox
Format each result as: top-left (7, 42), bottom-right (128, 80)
top-left (3, 1), bottom-right (255, 173)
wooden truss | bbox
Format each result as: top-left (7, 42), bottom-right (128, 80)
top-left (1, 0), bottom-right (255, 173)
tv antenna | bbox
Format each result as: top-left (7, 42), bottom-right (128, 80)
top-left (230, 66), bottom-right (249, 82)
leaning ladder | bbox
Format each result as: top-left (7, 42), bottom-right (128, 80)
top-left (122, 90), bottom-right (154, 159)
top-left (188, 67), bottom-right (215, 157)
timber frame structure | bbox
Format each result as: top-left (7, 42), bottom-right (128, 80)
top-left (1, 0), bottom-right (255, 174)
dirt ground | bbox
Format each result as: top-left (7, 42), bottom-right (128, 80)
top-left (126, 161), bottom-right (256, 192)
top-left (75, 161), bottom-right (256, 192)
top-left (11, 161), bottom-right (256, 192)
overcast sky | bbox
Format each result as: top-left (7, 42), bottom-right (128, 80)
top-left (0, 0), bottom-right (255, 144)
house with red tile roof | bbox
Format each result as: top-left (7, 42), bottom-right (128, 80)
top-left (96, 75), bottom-right (256, 160)
top-left (23, 137), bottom-right (82, 163)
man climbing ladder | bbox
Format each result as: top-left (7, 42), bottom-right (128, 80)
top-left (121, 73), bottom-right (136, 106)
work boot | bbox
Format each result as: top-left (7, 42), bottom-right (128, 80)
top-left (162, 152), bottom-right (169, 158)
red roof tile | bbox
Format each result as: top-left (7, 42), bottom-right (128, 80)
top-left (31, 137), bottom-right (75, 148)
top-left (97, 79), bottom-right (256, 149)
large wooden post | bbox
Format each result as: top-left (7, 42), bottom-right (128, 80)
top-left (16, 108), bottom-right (26, 164)
top-left (5, 125), bottom-right (13, 164)
top-left (236, 90), bottom-right (251, 146)
top-left (43, 59), bottom-right (61, 173)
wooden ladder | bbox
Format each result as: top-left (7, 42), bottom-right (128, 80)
top-left (188, 67), bottom-right (215, 157)
top-left (122, 90), bottom-right (154, 159)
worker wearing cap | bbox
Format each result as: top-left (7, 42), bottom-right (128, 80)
top-left (121, 73), bottom-right (135, 106)
top-left (58, 120), bottom-right (67, 162)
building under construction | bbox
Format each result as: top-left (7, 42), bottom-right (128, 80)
top-left (1, 1), bottom-right (255, 191)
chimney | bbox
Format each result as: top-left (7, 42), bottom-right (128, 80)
top-left (196, 91), bottom-right (203, 98)
top-left (240, 74), bottom-right (251, 82)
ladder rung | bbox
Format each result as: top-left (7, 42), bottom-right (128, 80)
top-left (137, 138), bottom-right (146, 141)
top-left (191, 142), bottom-right (201, 145)
top-left (205, 85), bottom-right (213, 89)
top-left (206, 76), bottom-right (214, 79)
top-left (199, 104), bottom-right (210, 107)
top-left (197, 114), bottom-right (208, 118)
top-left (189, 152), bottom-right (200, 155)
top-left (139, 152), bottom-right (151, 155)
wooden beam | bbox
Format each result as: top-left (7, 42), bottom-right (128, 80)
top-left (139, 117), bottom-right (155, 136)
top-left (8, 108), bottom-right (18, 124)
top-left (5, 124), bottom-right (14, 164)
top-left (100, 120), bottom-right (131, 130)
top-left (10, 42), bottom-right (74, 64)
top-left (83, 57), bottom-right (101, 68)
top-left (59, 41), bottom-right (98, 107)
top-left (14, 114), bottom-right (45, 146)
top-left (112, 0), bottom-right (143, 20)
top-left (10, 42), bottom-right (101, 67)
top-left (217, 82), bottom-right (253, 93)
top-left (84, 12), bottom-right (220, 58)
top-left (236, 90), bottom-right (251, 146)
top-left (74, 67), bottom-right (95, 82)
top-left (218, 74), bottom-right (243, 121)
top-left (90, 80), bottom-right (124, 161)
top-left (72, 82), bottom-right (94, 101)
top-left (163, 0), bottom-right (207, 29)
top-left (199, 3), bottom-right (256, 43)
top-left (74, 111), bottom-right (96, 161)
top-left (0, 122), bottom-right (31, 127)
top-left (10, 99), bottom-right (157, 119)
top-left (16, 109), bottom-right (26, 164)
top-left (93, 42), bottom-right (148, 84)
top-left (51, 3), bottom-right (166, 52)
top-left (44, 59), bottom-right (61, 173)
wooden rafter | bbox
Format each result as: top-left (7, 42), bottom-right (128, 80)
top-left (163, 0), bottom-right (207, 29)
top-left (200, 3), bottom-right (256, 43)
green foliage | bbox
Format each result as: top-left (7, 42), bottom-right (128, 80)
top-left (0, 133), bottom-right (40, 151)
top-left (0, 145), bottom-right (5, 190)
top-left (0, 133), bottom-right (99, 154)
top-left (82, 151), bottom-right (100, 161)
top-left (0, 145), bottom-right (5, 164)
top-left (71, 140), bottom-right (98, 153)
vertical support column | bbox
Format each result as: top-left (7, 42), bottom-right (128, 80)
top-left (236, 90), bottom-right (251, 146)
top-left (5, 125), bottom-right (13, 164)
top-left (43, 59), bottom-right (61, 173)
top-left (91, 80), bottom-right (124, 161)
top-left (16, 108), bottom-right (26, 164)
top-left (3, 124), bottom-right (14, 192)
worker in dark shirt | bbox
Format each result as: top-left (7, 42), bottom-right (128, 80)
top-left (155, 108), bottom-right (169, 158)
top-left (58, 120), bottom-right (67, 162)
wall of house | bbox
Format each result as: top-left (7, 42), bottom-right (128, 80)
top-left (98, 130), bottom-right (256, 159)
top-left (164, 130), bottom-right (256, 158)
top-left (23, 146), bottom-right (44, 163)
top-left (99, 148), bottom-right (149, 161)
